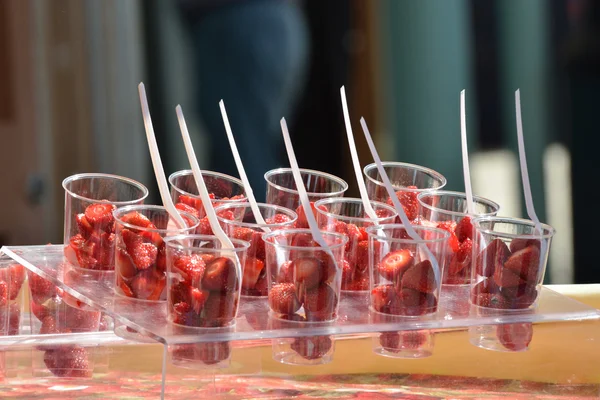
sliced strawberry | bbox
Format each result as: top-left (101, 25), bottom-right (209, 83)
top-left (171, 301), bottom-right (192, 325)
top-left (303, 284), bottom-right (337, 321)
top-left (512, 287), bottom-right (538, 309)
top-left (190, 288), bottom-right (210, 314)
top-left (475, 238), bottom-right (511, 278)
top-left (436, 221), bottom-right (460, 253)
top-left (156, 244), bottom-right (167, 272)
top-left (232, 226), bottom-right (254, 242)
top-left (472, 291), bottom-right (512, 309)
top-left (380, 330), bottom-right (428, 352)
top-left (116, 247), bottom-right (137, 280)
top-left (355, 240), bottom-right (369, 273)
top-left (291, 257), bottom-right (321, 289)
top-left (39, 316), bottom-right (60, 335)
top-left (170, 281), bottom-right (193, 306)
top-left (242, 257), bottom-right (265, 290)
top-left (84, 203), bottom-right (116, 230)
top-left (130, 271), bottom-right (156, 299)
top-left (436, 220), bottom-right (457, 233)
top-left (294, 202), bottom-right (317, 229)
top-left (277, 260), bottom-right (294, 283)
top-left (201, 292), bottom-right (237, 327)
top-left (43, 346), bottom-right (91, 378)
top-left (0, 281), bottom-right (7, 306)
top-left (252, 274), bottom-right (269, 296)
top-left (291, 335), bottom-right (333, 360)
top-left (509, 237), bottom-right (542, 253)
top-left (146, 276), bottom-right (167, 301)
top-left (496, 323), bottom-right (533, 351)
top-left (398, 288), bottom-right (438, 316)
top-left (400, 259), bottom-right (436, 293)
top-left (344, 272), bottom-right (370, 291)
top-left (504, 245), bottom-right (541, 283)
top-left (493, 266), bottom-right (525, 289)
top-left (173, 254), bottom-right (206, 287)
top-left (378, 249), bottom-right (414, 282)
top-left (175, 202), bottom-right (200, 218)
top-left (178, 194), bottom-right (202, 211)
top-left (340, 259), bottom-right (354, 287)
top-left (140, 230), bottom-right (164, 248)
top-left (93, 232), bottom-right (115, 268)
top-left (28, 272), bottom-right (57, 304)
top-left (470, 279), bottom-right (499, 299)
top-left (371, 284), bottom-right (400, 314)
top-left (8, 264), bottom-right (25, 300)
top-left (118, 278), bottom-right (135, 298)
top-left (268, 282), bottom-right (301, 314)
top-left (131, 242), bottom-right (158, 270)
top-left (448, 239), bottom-right (473, 276)
top-left (62, 307), bottom-right (101, 331)
top-left (388, 186), bottom-right (419, 221)
top-left (202, 257), bottom-right (238, 292)
top-left (266, 213), bottom-right (293, 225)
top-left (76, 213), bottom-right (94, 238)
top-left (197, 217), bottom-right (213, 235)
top-left (195, 341), bottom-right (232, 365)
top-left (120, 211), bottom-right (156, 229)
top-left (455, 216), bottom-right (473, 242)
top-left (251, 230), bottom-right (266, 260)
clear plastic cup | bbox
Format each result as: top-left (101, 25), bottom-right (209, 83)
top-left (263, 229), bottom-right (348, 322)
top-left (165, 234), bottom-right (249, 329)
top-left (62, 173), bottom-right (149, 271)
top-left (363, 162), bottom-right (446, 222)
top-left (314, 197), bottom-right (397, 292)
top-left (0, 261), bottom-right (25, 339)
top-left (169, 340), bottom-right (233, 369)
top-left (264, 168), bottom-right (348, 228)
top-left (468, 216), bottom-right (555, 352)
top-left (113, 205), bottom-right (199, 301)
top-left (269, 316), bottom-right (335, 365)
top-left (370, 310), bottom-right (435, 358)
top-left (215, 203), bottom-right (297, 296)
top-left (367, 224), bottom-right (449, 317)
top-left (169, 170), bottom-right (246, 225)
top-left (417, 191), bottom-right (500, 285)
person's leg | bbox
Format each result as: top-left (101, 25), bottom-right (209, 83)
top-left (191, 0), bottom-right (310, 200)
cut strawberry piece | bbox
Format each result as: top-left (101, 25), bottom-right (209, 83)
top-left (344, 271), bottom-right (370, 291)
top-left (472, 291), bottom-right (512, 309)
top-left (116, 247), bottom-right (137, 280)
top-left (378, 249), bottom-right (414, 282)
top-left (156, 244), bottom-right (167, 272)
top-left (448, 239), bottom-right (473, 276)
top-left (175, 202), bottom-right (200, 218)
top-left (268, 282), bottom-right (301, 314)
top-left (355, 240), bottom-right (369, 273)
top-left (28, 272), bottom-right (57, 304)
top-left (232, 227), bottom-right (254, 241)
top-left (251, 230), bottom-right (266, 260)
top-left (62, 306), bottom-right (101, 331)
top-left (493, 266), bottom-right (526, 289)
top-left (43, 346), bottom-right (91, 378)
top-left (40, 316), bottom-right (60, 335)
top-left (173, 254), bottom-right (206, 287)
top-left (340, 259), bottom-right (354, 287)
top-left (470, 279), bottom-right (499, 299)
top-left (496, 323), bottom-right (533, 351)
top-left (190, 288), bottom-right (210, 314)
top-left (93, 232), bottom-right (115, 268)
top-left (84, 203), bottom-right (116, 230)
top-left (303, 284), bottom-right (337, 321)
top-left (291, 335), bottom-right (332, 360)
top-left (121, 211), bottom-right (156, 229)
top-left (398, 288), bottom-right (438, 316)
top-left (371, 284), bottom-right (400, 314)
top-left (179, 194), bottom-right (202, 211)
top-left (198, 217), bottom-right (213, 235)
top-left (277, 260), bottom-right (294, 283)
top-left (291, 257), bottom-right (322, 289)
top-left (509, 237), bottom-right (542, 253)
top-left (512, 287), bottom-right (538, 309)
top-left (252, 274), bottom-right (269, 296)
top-left (201, 292), bottom-right (237, 327)
top-left (400, 259), bottom-right (436, 293)
top-left (76, 213), bottom-right (94, 238)
top-left (436, 220), bottom-right (457, 233)
top-left (118, 278), bottom-right (135, 298)
top-left (242, 257), bottom-right (264, 290)
top-left (202, 257), bottom-right (238, 292)
top-left (7, 264), bottom-right (25, 300)
top-left (140, 230), bottom-right (164, 248)
top-left (380, 330), bottom-right (428, 352)
top-left (131, 242), bottom-right (158, 270)
top-left (0, 281), bottom-right (7, 306)
top-left (146, 276), bottom-right (167, 301)
top-left (387, 186), bottom-right (419, 221)
top-left (195, 341), bottom-right (231, 365)
top-left (129, 271), bottom-right (157, 299)
top-left (455, 216), bottom-right (473, 242)
top-left (504, 245), bottom-right (541, 283)
top-left (266, 213), bottom-right (292, 225)
top-left (170, 281), bottom-right (193, 305)
top-left (475, 238), bottom-right (511, 278)
top-left (294, 202), bottom-right (317, 229)
top-left (436, 221), bottom-right (460, 253)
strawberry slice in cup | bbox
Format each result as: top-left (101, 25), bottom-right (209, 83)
top-left (314, 197), bottom-right (397, 292)
top-left (263, 229), bottom-right (347, 323)
top-left (113, 205), bottom-right (199, 302)
top-left (62, 173), bottom-right (149, 271)
top-left (165, 234), bottom-right (248, 329)
top-left (468, 216), bottom-right (555, 352)
top-left (215, 202), bottom-right (297, 296)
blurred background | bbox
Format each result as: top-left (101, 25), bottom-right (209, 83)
top-left (0, 0), bottom-right (597, 284)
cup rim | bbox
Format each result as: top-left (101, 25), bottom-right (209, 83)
top-left (263, 168), bottom-right (349, 197)
top-left (62, 173), bottom-right (149, 205)
top-left (366, 224), bottom-right (450, 244)
top-left (164, 234), bottom-right (251, 253)
top-left (214, 202), bottom-right (298, 230)
top-left (168, 169), bottom-right (246, 203)
top-left (472, 216), bottom-right (556, 239)
top-left (113, 205), bottom-right (200, 234)
top-left (314, 197), bottom-right (398, 224)
top-left (262, 228), bottom-right (349, 251)
top-left (363, 162), bottom-right (447, 192)
top-left (417, 190), bottom-right (500, 218)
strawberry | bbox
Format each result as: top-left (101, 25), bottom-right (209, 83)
top-left (139, 230), bottom-right (164, 248)
top-left (178, 194), bottom-right (202, 211)
top-left (251, 231), bottom-right (266, 260)
top-left (436, 221), bottom-right (460, 253)
top-left (509, 237), bottom-right (541, 253)
top-left (190, 288), bottom-right (210, 314)
top-left (266, 213), bottom-right (292, 225)
top-left (398, 288), bottom-right (438, 316)
top-left (436, 220), bottom-right (457, 233)
top-left (472, 291), bottom-right (512, 309)
top-left (380, 330), bottom-right (428, 352)
top-left (512, 287), bottom-right (538, 309)
top-left (202, 257), bottom-right (238, 292)
top-left (173, 254), bottom-right (206, 287)
top-left (400, 259), bottom-right (436, 293)
top-left (291, 257), bottom-right (322, 289)
top-left (253, 274), bottom-right (269, 296)
top-left (355, 240), bottom-right (369, 273)
top-left (448, 239), bottom-right (472, 276)
top-left (344, 273), bottom-right (370, 291)
top-left (40, 316), bottom-right (60, 335)
top-left (175, 202), bottom-right (200, 218)
top-left (475, 238), bottom-right (510, 278)
top-left (340, 259), bottom-right (354, 287)
top-left (171, 301), bottom-right (193, 325)
top-left (43, 346), bottom-right (91, 378)
top-left (130, 271), bottom-right (156, 299)
top-left (62, 307), bottom-right (101, 331)
top-left (504, 245), bottom-right (541, 283)
top-left (146, 276), bottom-right (166, 301)
top-left (231, 226), bottom-right (254, 242)
top-left (0, 281), bottom-right (7, 306)
top-left (170, 281), bottom-right (192, 306)
top-left (93, 232), bottom-right (115, 268)
top-left (201, 292), bottom-right (237, 327)
top-left (291, 335), bottom-right (332, 360)
top-left (303, 284), bottom-right (337, 321)
top-left (84, 203), bottom-right (116, 230)
top-left (198, 217), bottom-right (213, 235)
top-left (268, 283), bottom-right (301, 314)
top-left (7, 264), bottom-right (24, 300)
top-left (196, 341), bottom-right (231, 365)
top-left (493, 266), bottom-right (525, 289)
top-left (386, 186), bottom-right (419, 221)
top-left (156, 244), bottom-right (167, 272)
top-left (76, 213), bottom-right (94, 238)
top-left (371, 284), bottom-right (400, 314)
top-left (120, 211), bottom-right (156, 229)
top-left (294, 202), bottom-right (317, 229)
top-left (242, 257), bottom-right (265, 290)
top-left (470, 279), bottom-right (499, 299)
top-left (28, 272), bottom-right (57, 304)
top-left (496, 323), bottom-right (533, 351)
top-left (116, 247), bottom-right (137, 280)
top-left (118, 278), bottom-right (135, 298)
top-left (455, 216), bottom-right (473, 242)
top-left (378, 249), bottom-right (414, 282)
top-left (277, 260), bottom-right (294, 283)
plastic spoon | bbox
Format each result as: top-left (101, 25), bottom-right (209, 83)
top-left (219, 100), bottom-right (269, 232)
top-left (359, 117), bottom-right (440, 284)
top-left (460, 89), bottom-right (475, 215)
top-left (340, 86), bottom-right (378, 220)
top-left (138, 83), bottom-right (187, 230)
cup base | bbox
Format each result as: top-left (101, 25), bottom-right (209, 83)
top-left (114, 324), bottom-right (157, 343)
top-left (372, 346), bottom-right (432, 359)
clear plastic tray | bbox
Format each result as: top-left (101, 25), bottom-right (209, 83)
top-left (3, 245), bottom-right (599, 346)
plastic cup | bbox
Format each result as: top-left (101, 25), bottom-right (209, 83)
top-left (370, 309), bottom-right (435, 358)
top-left (113, 205), bottom-right (199, 301)
top-left (165, 234), bottom-right (249, 329)
top-left (169, 170), bottom-right (246, 224)
top-left (314, 197), bottom-right (397, 292)
top-left (62, 173), bottom-right (149, 271)
top-left (269, 316), bottom-right (335, 365)
top-left (363, 162), bottom-right (446, 222)
top-left (367, 224), bottom-right (449, 317)
top-left (417, 191), bottom-right (500, 285)
top-left (263, 229), bottom-right (348, 322)
top-left (264, 168), bottom-right (348, 228)
top-left (468, 216), bottom-right (555, 352)
top-left (169, 340), bottom-right (233, 369)
top-left (0, 261), bottom-right (24, 337)
top-left (215, 202), bottom-right (297, 297)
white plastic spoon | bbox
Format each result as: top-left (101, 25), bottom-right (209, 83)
top-left (460, 89), bottom-right (475, 215)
